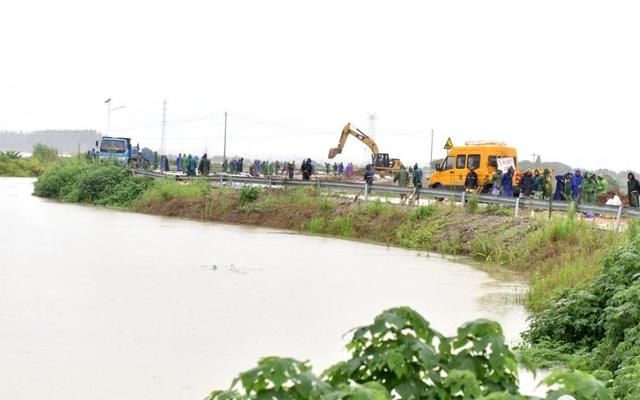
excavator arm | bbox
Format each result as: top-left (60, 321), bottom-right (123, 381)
top-left (328, 123), bottom-right (380, 159)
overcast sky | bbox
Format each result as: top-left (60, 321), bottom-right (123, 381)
top-left (1, 0), bottom-right (639, 170)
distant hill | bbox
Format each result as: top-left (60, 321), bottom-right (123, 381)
top-left (0, 130), bottom-right (100, 155)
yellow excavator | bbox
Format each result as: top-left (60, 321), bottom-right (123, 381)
top-left (328, 123), bottom-right (402, 174)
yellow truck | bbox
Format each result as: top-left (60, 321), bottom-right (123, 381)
top-left (429, 141), bottom-right (518, 192)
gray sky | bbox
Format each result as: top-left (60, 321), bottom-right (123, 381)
top-left (1, 0), bottom-right (639, 170)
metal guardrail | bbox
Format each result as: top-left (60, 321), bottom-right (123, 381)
top-left (132, 169), bottom-right (640, 225)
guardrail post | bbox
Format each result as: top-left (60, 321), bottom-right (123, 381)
top-left (364, 183), bottom-right (369, 201)
top-left (514, 197), bottom-right (520, 218)
top-left (616, 205), bottom-right (623, 232)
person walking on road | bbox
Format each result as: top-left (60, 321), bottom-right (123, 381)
top-left (411, 163), bottom-right (423, 205)
top-left (393, 164), bottom-right (409, 204)
top-left (628, 173), bottom-right (640, 208)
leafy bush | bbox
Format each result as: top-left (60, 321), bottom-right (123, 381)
top-left (32, 143), bottom-right (59, 164)
top-left (411, 204), bottom-right (437, 221)
top-left (239, 186), bottom-right (259, 205)
top-left (34, 158), bottom-right (151, 206)
top-left (524, 237), bottom-right (640, 398)
top-left (207, 307), bottom-right (610, 400)
top-left (466, 193), bottom-right (479, 213)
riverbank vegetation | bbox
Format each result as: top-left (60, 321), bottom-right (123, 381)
top-left (523, 231), bottom-right (640, 399)
top-left (0, 144), bottom-right (59, 177)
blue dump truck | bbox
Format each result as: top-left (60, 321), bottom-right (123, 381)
top-left (98, 136), bottom-right (140, 164)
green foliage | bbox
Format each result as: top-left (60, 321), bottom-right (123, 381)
top-left (139, 179), bottom-right (205, 203)
top-left (239, 186), bottom-right (259, 205)
top-left (1, 150), bottom-right (21, 159)
top-left (411, 204), bottom-right (437, 221)
top-left (306, 217), bottom-right (326, 234)
top-left (34, 158), bottom-right (152, 206)
top-left (482, 204), bottom-right (513, 217)
top-left (32, 143), bottom-right (59, 163)
top-left (525, 238), bottom-right (640, 398)
top-left (466, 193), bottom-right (479, 213)
top-left (327, 216), bottom-right (355, 237)
top-left (0, 150), bottom-right (45, 177)
top-left (208, 307), bottom-right (606, 399)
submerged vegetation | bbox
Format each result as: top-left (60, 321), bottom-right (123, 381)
top-left (205, 307), bottom-right (612, 399)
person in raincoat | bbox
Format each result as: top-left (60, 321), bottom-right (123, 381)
top-left (628, 173), bottom-right (640, 208)
top-left (393, 164), bottom-right (409, 204)
top-left (325, 162), bottom-right (330, 174)
top-left (181, 154), bottom-right (187, 173)
top-left (501, 167), bottom-right (514, 197)
top-left (491, 169), bottom-right (502, 196)
top-left (186, 154), bottom-right (196, 176)
top-left (338, 162), bottom-right (344, 175)
top-left (176, 153), bottom-right (182, 173)
top-left (519, 170), bottom-right (534, 198)
top-left (554, 173), bottom-right (571, 201)
top-left (571, 170), bottom-right (584, 202)
top-left (346, 162), bottom-right (353, 177)
top-left (582, 172), bottom-right (597, 204)
top-left (364, 164), bottom-right (374, 193)
top-left (533, 169), bottom-right (543, 199)
top-left (412, 163), bottom-right (423, 204)
top-left (198, 153), bottom-right (211, 176)
top-left (301, 158), bottom-right (313, 181)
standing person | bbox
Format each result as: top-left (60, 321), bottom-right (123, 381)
top-left (501, 167), bottom-right (514, 197)
top-left (571, 170), bottom-right (584, 203)
top-left (519, 170), bottom-right (534, 198)
top-left (628, 173), bottom-right (640, 208)
top-left (222, 159), bottom-right (228, 173)
top-left (464, 167), bottom-right (479, 192)
top-left (332, 162), bottom-right (338, 176)
top-left (230, 159), bottom-right (237, 174)
top-left (554, 173), bottom-right (568, 200)
top-left (176, 153), bottom-right (182, 173)
top-left (325, 162), bottom-right (330, 174)
top-left (491, 169), bottom-right (503, 196)
top-left (288, 162), bottom-right (294, 180)
top-left (338, 162), bottom-right (344, 175)
top-left (275, 160), bottom-right (280, 175)
top-left (533, 169), bottom-right (543, 199)
top-left (563, 173), bottom-right (573, 201)
top-left (364, 164), bottom-right (374, 194)
top-left (412, 163), bottom-right (423, 204)
top-left (181, 154), bottom-right (187, 173)
top-left (393, 164), bottom-right (409, 204)
top-left (582, 172), bottom-right (597, 204)
top-left (185, 154), bottom-right (195, 176)
top-left (194, 156), bottom-right (199, 175)
top-left (237, 158), bottom-right (244, 173)
top-left (301, 158), bottom-right (313, 181)
top-left (198, 153), bottom-right (211, 176)
top-left (346, 162), bottom-right (353, 177)
top-left (541, 169), bottom-right (552, 200)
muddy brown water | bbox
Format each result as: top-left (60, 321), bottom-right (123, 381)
top-left (0, 178), bottom-right (532, 399)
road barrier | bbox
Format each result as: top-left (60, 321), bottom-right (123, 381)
top-left (132, 170), bottom-right (640, 226)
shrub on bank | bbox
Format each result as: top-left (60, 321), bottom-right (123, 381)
top-left (34, 158), bottom-right (152, 207)
top-left (524, 234), bottom-right (640, 399)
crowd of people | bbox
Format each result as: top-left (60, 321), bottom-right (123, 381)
top-left (461, 166), bottom-right (640, 208)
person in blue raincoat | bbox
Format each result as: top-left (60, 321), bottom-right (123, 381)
top-left (501, 167), bottom-right (514, 197)
top-left (176, 153), bottom-right (182, 173)
top-left (571, 170), bottom-right (584, 202)
top-left (554, 172), bottom-right (572, 201)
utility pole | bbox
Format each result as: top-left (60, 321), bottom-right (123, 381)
top-left (223, 111), bottom-right (227, 162)
top-left (160, 100), bottom-right (167, 157)
top-left (430, 129), bottom-right (434, 165)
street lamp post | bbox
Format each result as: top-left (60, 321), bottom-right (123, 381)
top-left (104, 98), bottom-right (125, 135)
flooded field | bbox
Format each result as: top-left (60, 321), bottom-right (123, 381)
top-left (0, 178), bottom-right (529, 400)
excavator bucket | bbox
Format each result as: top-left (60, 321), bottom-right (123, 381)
top-left (328, 147), bottom-right (341, 159)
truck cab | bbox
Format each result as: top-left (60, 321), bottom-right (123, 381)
top-left (98, 136), bottom-right (139, 164)
top-left (429, 142), bottom-right (518, 191)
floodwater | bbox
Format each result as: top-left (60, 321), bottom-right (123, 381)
top-left (0, 178), bottom-right (530, 400)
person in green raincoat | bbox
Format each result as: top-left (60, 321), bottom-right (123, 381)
top-left (582, 172), bottom-right (598, 204)
top-left (182, 155), bottom-right (187, 173)
top-left (393, 164), bottom-right (409, 204)
top-left (542, 169), bottom-right (552, 200)
top-left (563, 173), bottom-right (573, 201)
